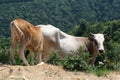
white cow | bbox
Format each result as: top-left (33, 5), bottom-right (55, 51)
top-left (36, 24), bottom-right (106, 64)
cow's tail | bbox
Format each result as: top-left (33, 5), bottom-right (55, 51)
top-left (10, 20), bottom-right (24, 38)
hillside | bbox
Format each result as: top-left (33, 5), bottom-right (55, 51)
top-left (0, 0), bottom-right (119, 36)
top-left (0, 63), bottom-right (120, 80)
top-left (0, 1), bottom-right (120, 79)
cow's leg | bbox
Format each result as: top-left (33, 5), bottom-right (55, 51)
top-left (37, 39), bottom-right (44, 65)
top-left (89, 57), bottom-right (96, 65)
top-left (10, 24), bottom-right (16, 64)
top-left (43, 53), bottom-right (50, 62)
top-left (18, 47), bottom-right (29, 66)
top-left (10, 36), bottom-right (17, 65)
top-left (10, 42), bottom-right (16, 64)
top-left (18, 48), bottom-right (29, 66)
top-left (37, 45), bottom-right (44, 65)
top-left (43, 48), bottom-right (51, 62)
top-left (59, 51), bottom-right (66, 59)
top-left (18, 39), bottom-right (30, 66)
top-left (89, 53), bottom-right (97, 65)
top-left (37, 50), bottom-right (44, 65)
top-left (30, 52), bottom-right (34, 65)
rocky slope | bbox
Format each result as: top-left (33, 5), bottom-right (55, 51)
top-left (0, 63), bottom-right (120, 80)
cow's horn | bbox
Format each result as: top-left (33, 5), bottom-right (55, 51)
top-left (90, 32), bottom-right (94, 36)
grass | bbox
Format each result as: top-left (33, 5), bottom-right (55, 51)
top-left (85, 66), bottom-right (112, 76)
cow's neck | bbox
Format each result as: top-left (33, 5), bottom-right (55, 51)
top-left (87, 38), bottom-right (98, 55)
top-left (86, 38), bottom-right (98, 64)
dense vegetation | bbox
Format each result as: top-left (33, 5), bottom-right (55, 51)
top-left (0, 0), bottom-right (119, 76)
top-left (0, 0), bottom-right (119, 36)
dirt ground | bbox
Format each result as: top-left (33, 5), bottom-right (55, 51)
top-left (0, 63), bottom-right (120, 80)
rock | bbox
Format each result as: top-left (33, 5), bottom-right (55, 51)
top-left (8, 75), bottom-right (28, 80)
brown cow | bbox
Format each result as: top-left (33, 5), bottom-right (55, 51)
top-left (10, 19), bottom-right (43, 66)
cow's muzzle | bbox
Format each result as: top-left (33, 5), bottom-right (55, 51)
top-left (99, 49), bottom-right (105, 53)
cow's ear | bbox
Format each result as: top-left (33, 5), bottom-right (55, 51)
top-left (88, 36), bottom-right (94, 41)
top-left (90, 32), bottom-right (94, 36)
top-left (104, 34), bottom-right (109, 41)
top-left (88, 32), bottom-right (94, 41)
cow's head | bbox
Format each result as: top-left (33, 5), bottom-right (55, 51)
top-left (89, 32), bottom-right (106, 53)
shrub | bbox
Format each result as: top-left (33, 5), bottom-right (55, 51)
top-left (108, 42), bottom-right (120, 70)
top-left (63, 49), bottom-right (89, 71)
top-left (47, 50), bottom-right (62, 65)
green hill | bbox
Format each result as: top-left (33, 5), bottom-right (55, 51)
top-left (0, 0), bottom-right (119, 37)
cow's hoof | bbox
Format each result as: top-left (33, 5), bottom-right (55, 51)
top-left (37, 62), bottom-right (44, 66)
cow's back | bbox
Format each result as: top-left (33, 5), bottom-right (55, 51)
top-left (36, 24), bottom-right (60, 48)
top-left (12, 19), bottom-right (43, 52)
top-left (11, 19), bottom-right (33, 39)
